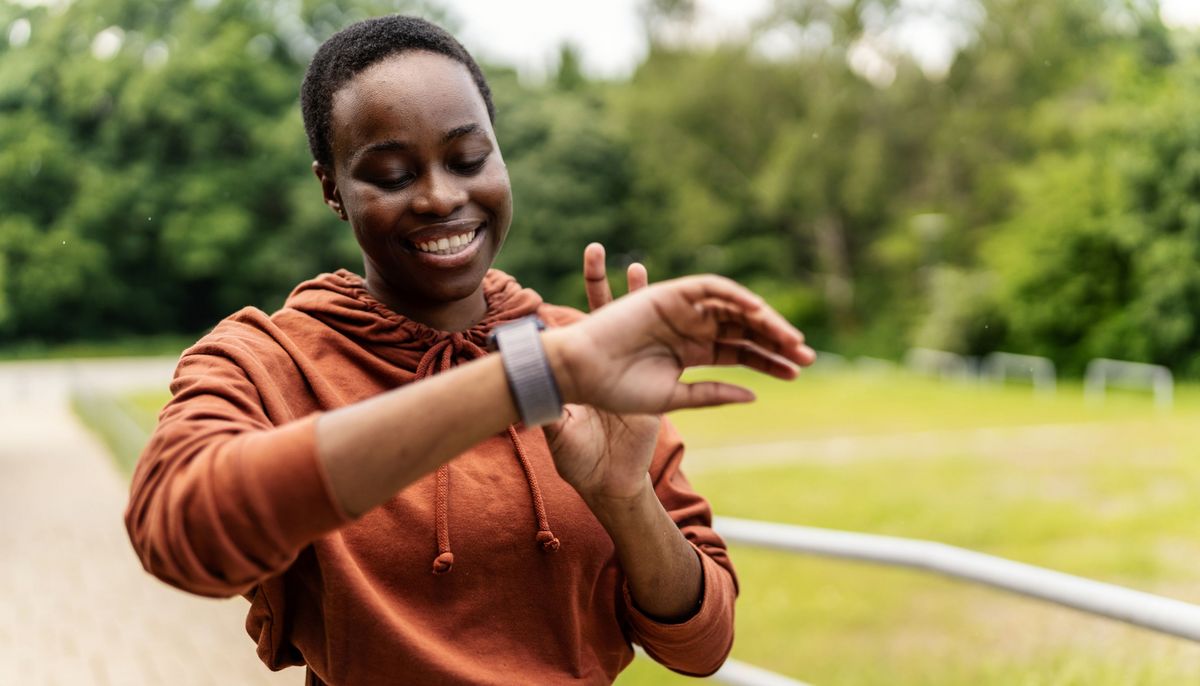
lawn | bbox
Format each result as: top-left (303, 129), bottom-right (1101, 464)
top-left (91, 366), bottom-right (1200, 684)
top-left (0, 333), bottom-right (197, 362)
top-left (619, 368), bottom-right (1200, 685)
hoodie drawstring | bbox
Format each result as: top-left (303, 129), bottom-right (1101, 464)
top-left (507, 426), bottom-right (560, 552)
top-left (416, 333), bottom-right (559, 575)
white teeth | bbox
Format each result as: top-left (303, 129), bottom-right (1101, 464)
top-left (414, 230), bottom-right (477, 255)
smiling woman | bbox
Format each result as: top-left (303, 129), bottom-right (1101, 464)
top-left (313, 50), bottom-right (511, 331)
top-left (123, 15), bottom-right (814, 686)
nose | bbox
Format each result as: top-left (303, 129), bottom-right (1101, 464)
top-left (410, 168), bottom-right (467, 217)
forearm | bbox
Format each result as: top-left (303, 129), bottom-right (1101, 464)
top-left (586, 476), bottom-right (704, 621)
top-left (318, 330), bottom-right (589, 518)
top-left (316, 353), bottom-right (521, 517)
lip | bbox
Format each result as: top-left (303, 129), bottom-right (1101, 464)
top-left (404, 218), bottom-right (483, 245)
top-left (403, 221), bottom-right (487, 269)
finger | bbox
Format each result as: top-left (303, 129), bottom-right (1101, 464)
top-left (627, 262), bottom-right (649, 292)
top-left (540, 403), bottom-right (584, 438)
top-left (711, 341), bottom-right (801, 380)
top-left (686, 274), bottom-right (766, 312)
top-left (583, 242), bottom-right (613, 311)
top-left (715, 323), bottom-right (817, 366)
top-left (695, 298), bottom-right (807, 362)
top-left (542, 416), bottom-right (565, 438)
top-left (796, 345), bottom-right (817, 367)
top-left (716, 323), bottom-right (783, 355)
top-left (665, 381), bottom-right (756, 411)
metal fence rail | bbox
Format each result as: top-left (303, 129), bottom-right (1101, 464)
top-left (714, 516), bottom-right (1200, 642)
top-left (711, 659), bottom-right (813, 686)
top-left (633, 647), bottom-right (812, 686)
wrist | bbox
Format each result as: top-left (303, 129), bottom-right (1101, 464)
top-left (581, 474), bottom-right (656, 525)
top-left (542, 329), bottom-right (580, 404)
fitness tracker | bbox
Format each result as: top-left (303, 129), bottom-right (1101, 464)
top-left (488, 316), bottom-right (564, 426)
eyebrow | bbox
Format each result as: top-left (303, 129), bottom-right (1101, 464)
top-left (350, 123), bottom-right (485, 164)
top-left (442, 123), bottom-right (482, 143)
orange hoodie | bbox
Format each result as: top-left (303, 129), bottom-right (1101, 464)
top-left (125, 268), bottom-right (737, 685)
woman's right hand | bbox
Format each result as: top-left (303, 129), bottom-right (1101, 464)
top-left (544, 274), bottom-right (816, 415)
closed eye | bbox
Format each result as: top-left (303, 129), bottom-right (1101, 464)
top-left (451, 155), bottom-right (488, 175)
top-left (374, 173), bottom-right (415, 190)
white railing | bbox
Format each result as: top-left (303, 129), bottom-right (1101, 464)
top-left (634, 647), bottom-right (813, 686)
top-left (710, 659), bottom-right (814, 686)
top-left (714, 517), bottom-right (1200, 642)
top-left (675, 517), bottom-right (1200, 684)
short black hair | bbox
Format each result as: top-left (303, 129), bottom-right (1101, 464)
top-left (300, 15), bottom-right (496, 167)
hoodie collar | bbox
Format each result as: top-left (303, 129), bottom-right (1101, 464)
top-left (284, 268), bottom-right (544, 368)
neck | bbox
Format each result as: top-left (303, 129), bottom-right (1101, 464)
top-left (363, 270), bottom-right (488, 333)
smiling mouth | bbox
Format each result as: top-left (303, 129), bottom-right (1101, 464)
top-left (410, 228), bottom-right (477, 256)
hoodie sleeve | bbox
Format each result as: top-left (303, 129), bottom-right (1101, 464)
top-left (537, 302), bottom-right (737, 674)
top-left (124, 337), bottom-right (351, 599)
top-left (622, 418), bottom-right (738, 677)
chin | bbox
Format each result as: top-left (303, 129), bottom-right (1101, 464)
top-left (416, 267), bottom-right (489, 304)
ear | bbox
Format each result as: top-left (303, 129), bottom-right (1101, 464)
top-left (313, 161), bottom-right (348, 221)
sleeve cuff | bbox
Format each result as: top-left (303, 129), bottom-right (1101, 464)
top-left (623, 543), bottom-right (736, 676)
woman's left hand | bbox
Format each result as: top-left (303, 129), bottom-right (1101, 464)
top-left (542, 243), bottom-right (663, 504)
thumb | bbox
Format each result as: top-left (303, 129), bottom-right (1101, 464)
top-left (540, 404), bottom-right (581, 442)
top-left (665, 381), bottom-right (756, 411)
top-left (542, 415), bottom-right (566, 440)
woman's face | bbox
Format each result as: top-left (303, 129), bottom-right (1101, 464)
top-left (317, 51), bottom-right (511, 315)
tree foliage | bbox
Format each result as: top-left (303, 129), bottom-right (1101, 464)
top-left (0, 0), bottom-right (435, 340)
top-left (2, 0), bottom-right (1199, 376)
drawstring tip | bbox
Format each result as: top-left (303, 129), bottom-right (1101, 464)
top-left (432, 552), bottom-right (455, 574)
top-left (536, 530), bottom-right (560, 552)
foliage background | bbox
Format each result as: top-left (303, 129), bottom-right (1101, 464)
top-left (2, 0), bottom-right (1199, 373)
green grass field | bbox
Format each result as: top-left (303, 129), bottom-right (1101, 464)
top-left (92, 367), bottom-right (1200, 685)
top-left (0, 334), bottom-right (196, 362)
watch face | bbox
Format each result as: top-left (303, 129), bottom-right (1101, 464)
top-left (488, 316), bottom-right (540, 352)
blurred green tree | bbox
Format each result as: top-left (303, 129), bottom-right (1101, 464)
top-left (492, 60), bottom-right (644, 310)
top-left (2, 0), bottom-right (1198, 378)
top-left (0, 0), bottom-right (437, 341)
top-left (980, 50), bottom-right (1200, 374)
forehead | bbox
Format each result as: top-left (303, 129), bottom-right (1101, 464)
top-left (329, 51), bottom-right (491, 162)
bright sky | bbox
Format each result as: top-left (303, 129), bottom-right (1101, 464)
top-left (439, 0), bottom-right (766, 78)
top-left (440, 0), bottom-right (1200, 79)
top-left (1162, 0), bottom-right (1200, 27)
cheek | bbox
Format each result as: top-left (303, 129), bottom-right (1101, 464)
top-left (347, 188), bottom-right (401, 238)
top-left (475, 167), bottom-right (513, 228)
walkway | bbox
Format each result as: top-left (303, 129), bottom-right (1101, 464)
top-left (0, 358), bottom-right (297, 685)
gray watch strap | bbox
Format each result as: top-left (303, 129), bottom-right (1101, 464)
top-left (492, 316), bottom-right (563, 426)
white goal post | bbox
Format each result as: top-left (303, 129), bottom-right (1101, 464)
top-left (905, 348), bottom-right (972, 382)
top-left (1084, 358), bottom-right (1174, 411)
top-left (981, 352), bottom-right (1057, 396)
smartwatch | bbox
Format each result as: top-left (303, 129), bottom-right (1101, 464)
top-left (488, 316), bottom-right (564, 426)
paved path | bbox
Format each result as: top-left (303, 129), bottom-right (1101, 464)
top-left (0, 359), bottom-right (299, 685)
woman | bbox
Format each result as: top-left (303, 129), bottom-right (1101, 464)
top-left (125, 15), bottom-right (814, 686)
